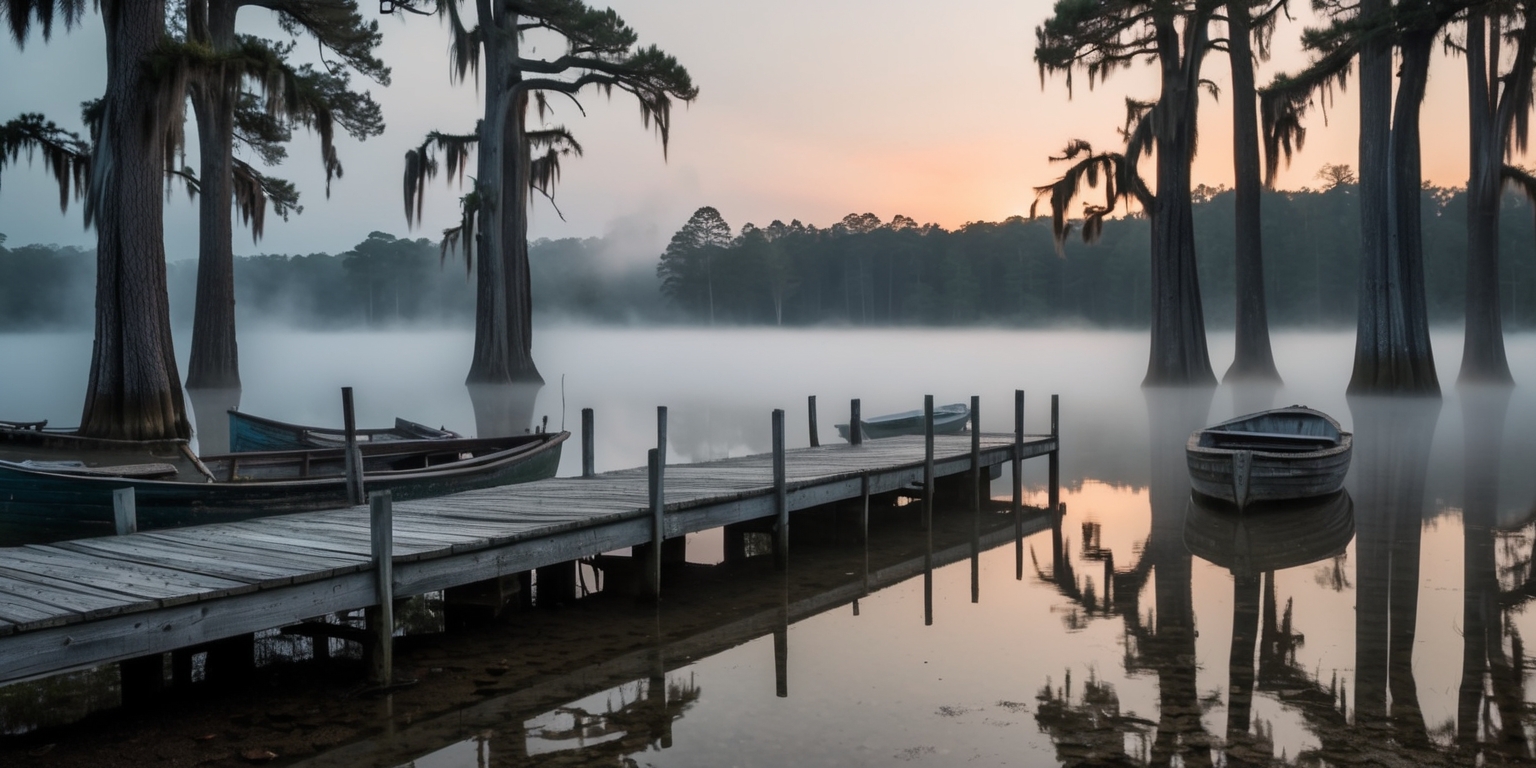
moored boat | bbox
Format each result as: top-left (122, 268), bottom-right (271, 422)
top-left (1185, 406), bottom-right (1352, 510)
top-left (228, 410), bottom-right (460, 452)
top-left (834, 403), bottom-right (970, 441)
top-left (0, 431), bottom-right (566, 532)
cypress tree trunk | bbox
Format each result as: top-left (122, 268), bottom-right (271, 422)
top-left (465, 0), bottom-right (515, 384)
top-left (186, 88), bottom-right (240, 389)
top-left (1460, 10), bottom-right (1514, 385)
top-left (1389, 30), bottom-right (1440, 395)
top-left (1143, 23), bottom-right (1215, 387)
top-left (79, 2), bottom-right (191, 440)
top-left (1223, 0), bottom-right (1280, 383)
top-left (502, 93), bottom-right (543, 382)
top-left (186, 0), bottom-right (241, 390)
top-left (1349, 4), bottom-right (1440, 395)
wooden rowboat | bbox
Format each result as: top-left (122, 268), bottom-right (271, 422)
top-left (228, 410), bottom-right (460, 453)
top-left (0, 431), bottom-right (566, 533)
top-left (835, 403), bottom-right (970, 441)
top-left (1186, 406), bottom-right (1352, 510)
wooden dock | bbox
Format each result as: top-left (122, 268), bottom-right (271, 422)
top-left (0, 429), bottom-right (1057, 687)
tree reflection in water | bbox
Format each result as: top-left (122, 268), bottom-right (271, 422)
top-left (1034, 387), bottom-right (1217, 767)
top-left (519, 675), bottom-right (702, 765)
top-left (1031, 389), bottom-right (1536, 766)
top-left (1456, 386), bottom-right (1531, 764)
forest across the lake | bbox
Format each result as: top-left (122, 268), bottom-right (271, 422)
top-left (3, 182), bottom-right (1532, 331)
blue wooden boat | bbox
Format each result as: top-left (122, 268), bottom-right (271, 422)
top-left (0, 431), bottom-right (566, 533)
top-left (228, 410), bottom-right (460, 453)
top-left (834, 403), bottom-right (970, 441)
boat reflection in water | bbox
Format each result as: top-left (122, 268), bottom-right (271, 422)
top-left (1185, 489), bottom-right (1354, 763)
top-left (1183, 490), bottom-right (1355, 578)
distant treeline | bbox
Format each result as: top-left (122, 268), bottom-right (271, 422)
top-left (657, 184), bottom-right (1536, 328)
top-left (2, 183), bottom-right (1534, 331)
top-left (0, 231), bottom-right (667, 330)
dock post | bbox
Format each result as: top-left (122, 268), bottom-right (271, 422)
top-left (1049, 394), bottom-right (1060, 513)
top-left (773, 409), bottom-right (788, 571)
top-left (1014, 390), bottom-right (1025, 581)
top-left (923, 396), bottom-right (934, 531)
top-left (859, 472), bottom-right (871, 600)
top-left (923, 535), bottom-right (934, 627)
top-left (645, 450), bottom-right (662, 599)
top-left (807, 395), bottom-right (819, 447)
top-left (970, 396), bottom-right (981, 604)
top-left (970, 395), bottom-right (981, 512)
top-left (646, 407), bottom-right (668, 599)
top-left (343, 387), bottom-right (365, 505)
top-left (581, 408), bottom-right (595, 478)
top-left (112, 487), bottom-right (136, 536)
top-left (850, 399), bottom-right (862, 445)
top-left (859, 475), bottom-right (870, 545)
top-left (774, 609), bottom-right (789, 698)
top-left (368, 490), bottom-right (394, 687)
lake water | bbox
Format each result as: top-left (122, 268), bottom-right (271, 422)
top-left (2, 327), bottom-right (1535, 766)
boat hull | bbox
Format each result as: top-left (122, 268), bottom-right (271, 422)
top-left (1186, 433), bottom-right (1352, 508)
top-left (0, 433), bottom-right (566, 534)
top-left (834, 404), bottom-right (970, 441)
top-left (228, 411), bottom-right (459, 453)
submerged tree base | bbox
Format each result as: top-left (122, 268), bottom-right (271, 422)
top-left (1346, 358), bottom-right (1440, 398)
top-left (1222, 358), bottom-right (1282, 386)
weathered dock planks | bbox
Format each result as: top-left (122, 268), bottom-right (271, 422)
top-left (0, 432), bottom-right (1055, 684)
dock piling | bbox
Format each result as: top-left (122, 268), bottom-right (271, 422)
top-left (850, 399), bottom-right (862, 445)
top-left (970, 395), bottom-right (981, 512)
top-left (1049, 394), bottom-right (1060, 513)
top-left (773, 409), bottom-right (788, 570)
top-left (923, 395), bottom-right (934, 531)
top-left (1014, 390), bottom-right (1024, 581)
top-left (113, 488), bottom-right (136, 536)
top-left (581, 408), bottom-right (595, 478)
top-left (644, 406), bottom-right (668, 599)
top-left (859, 475), bottom-right (870, 545)
top-left (808, 395), bottom-right (819, 448)
top-left (343, 387), bottom-right (364, 505)
top-left (368, 490), bottom-right (394, 686)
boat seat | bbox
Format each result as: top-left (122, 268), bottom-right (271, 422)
top-left (17, 460), bottom-right (181, 478)
top-left (1208, 431), bottom-right (1334, 444)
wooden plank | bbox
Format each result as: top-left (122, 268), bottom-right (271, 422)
top-left (146, 523), bottom-right (377, 563)
top-left (13, 546), bottom-right (248, 598)
top-left (0, 591), bottom-right (70, 626)
top-left (136, 531), bottom-right (367, 573)
top-left (180, 524), bottom-right (376, 560)
top-left (51, 539), bottom-right (303, 584)
top-left (0, 571), bottom-right (139, 616)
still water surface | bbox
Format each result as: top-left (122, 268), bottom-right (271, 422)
top-left (2, 327), bottom-right (1535, 766)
